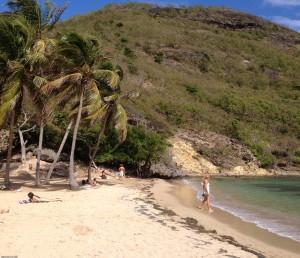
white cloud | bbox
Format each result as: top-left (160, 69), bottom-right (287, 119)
top-left (271, 16), bottom-right (300, 31)
top-left (264, 0), bottom-right (300, 6)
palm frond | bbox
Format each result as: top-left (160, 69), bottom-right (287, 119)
top-left (33, 75), bottom-right (48, 89)
top-left (6, 0), bottom-right (41, 29)
top-left (58, 32), bottom-right (101, 67)
top-left (93, 69), bottom-right (120, 91)
top-left (0, 15), bottom-right (33, 60)
top-left (41, 72), bottom-right (82, 94)
top-left (0, 71), bottom-right (22, 127)
top-left (83, 104), bottom-right (109, 125)
top-left (26, 39), bottom-right (47, 69)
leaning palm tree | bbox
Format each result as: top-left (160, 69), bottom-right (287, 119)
top-left (84, 68), bottom-right (128, 182)
top-left (5, 0), bottom-right (67, 186)
top-left (42, 33), bottom-right (110, 189)
top-left (0, 16), bottom-right (35, 188)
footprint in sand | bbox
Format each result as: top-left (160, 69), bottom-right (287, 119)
top-left (72, 225), bottom-right (93, 236)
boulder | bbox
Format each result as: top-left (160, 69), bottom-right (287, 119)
top-left (52, 162), bottom-right (69, 178)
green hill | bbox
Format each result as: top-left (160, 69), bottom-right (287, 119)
top-left (54, 3), bottom-right (300, 168)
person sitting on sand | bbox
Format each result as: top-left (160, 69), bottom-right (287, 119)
top-left (92, 178), bottom-right (97, 186)
top-left (28, 192), bottom-right (41, 203)
top-left (118, 164), bottom-right (125, 179)
top-left (100, 170), bottom-right (108, 180)
top-left (198, 176), bottom-right (213, 213)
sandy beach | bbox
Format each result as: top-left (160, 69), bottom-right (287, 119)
top-left (1, 169), bottom-right (300, 258)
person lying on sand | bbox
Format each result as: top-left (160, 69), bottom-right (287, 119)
top-left (28, 192), bottom-right (41, 203)
top-left (19, 192), bottom-right (62, 204)
top-left (198, 176), bottom-right (214, 213)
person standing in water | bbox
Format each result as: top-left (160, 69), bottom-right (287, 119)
top-left (198, 176), bottom-right (213, 213)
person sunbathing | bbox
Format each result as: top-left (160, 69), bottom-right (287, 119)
top-left (25, 192), bottom-right (62, 203)
top-left (28, 192), bottom-right (41, 203)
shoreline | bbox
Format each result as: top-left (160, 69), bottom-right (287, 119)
top-left (151, 178), bottom-right (300, 258)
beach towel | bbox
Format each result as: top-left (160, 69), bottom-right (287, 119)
top-left (19, 200), bottom-right (30, 204)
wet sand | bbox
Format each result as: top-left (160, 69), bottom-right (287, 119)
top-left (152, 179), bottom-right (300, 258)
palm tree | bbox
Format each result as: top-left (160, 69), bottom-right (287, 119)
top-left (42, 33), bottom-right (109, 189)
top-left (5, 0), bottom-right (67, 186)
top-left (85, 68), bottom-right (128, 182)
top-left (0, 16), bottom-right (35, 188)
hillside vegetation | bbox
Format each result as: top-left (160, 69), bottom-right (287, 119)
top-left (54, 3), bottom-right (300, 169)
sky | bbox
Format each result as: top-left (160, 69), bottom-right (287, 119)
top-left (1, 0), bottom-right (300, 32)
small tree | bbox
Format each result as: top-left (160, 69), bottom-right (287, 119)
top-left (96, 125), bottom-right (167, 177)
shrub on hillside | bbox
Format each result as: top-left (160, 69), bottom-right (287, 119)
top-left (124, 47), bottom-right (135, 58)
top-left (250, 143), bottom-right (275, 168)
top-left (128, 62), bottom-right (138, 74)
top-left (157, 102), bottom-right (183, 125)
top-left (291, 156), bottom-right (300, 165)
top-left (96, 61), bottom-right (114, 70)
top-left (154, 52), bottom-right (164, 64)
top-left (185, 85), bottom-right (198, 95)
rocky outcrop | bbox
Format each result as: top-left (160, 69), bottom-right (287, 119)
top-left (162, 131), bottom-right (273, 176)
top-left (148, 6), bottom-right (300, 47)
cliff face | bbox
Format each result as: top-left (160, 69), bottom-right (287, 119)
top-left (56, 4), bottom-right (300, 171)
top-left (167, 132), bottom-right (270, 176)
top-left (166, 132), bottom-right (300, 176)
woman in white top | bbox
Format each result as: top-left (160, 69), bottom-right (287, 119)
top-left (198, 176), bottom-right (213, 213)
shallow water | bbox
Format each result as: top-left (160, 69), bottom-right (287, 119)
top-left (183, 177), bottom-right (300, 242)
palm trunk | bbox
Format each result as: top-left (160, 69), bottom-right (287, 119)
top-left (69, 89), bottom-right (84, 189)
top-left (4, 110), bottom-right (15, 189)
top-left (45, 121), bottom-right (73, 184)
top-left (35, 122), bottom-right (44, 186)
top-left (18, 128), bottom-right (26, 163)
top-left (87, 113), bottom-right (110, 182)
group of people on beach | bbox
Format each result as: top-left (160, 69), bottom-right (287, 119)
top-left (81, 164), bottom-right (126, 186)
top-left (22, 164), bottom-right (127, 203)
top-left (21, 164), bottom-right (214, 215)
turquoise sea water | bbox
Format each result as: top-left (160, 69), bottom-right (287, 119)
top-left (183, 177), bottom-right (300, 242)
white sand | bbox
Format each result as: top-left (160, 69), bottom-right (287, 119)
top-left (0, 178), bottom-right (258, 258)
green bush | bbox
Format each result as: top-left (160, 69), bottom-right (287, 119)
top-left (295, 149), bottom-right (300, 157)
top-left (157, 102), bottom-right (183, 125)
top-left (120, 37), bottom-right (128, 43)
top-left (154, 52), bottom-right (164, 64)
top-left (124, 47), bottom-right (135, 58)
top-left (291, 156), bottom-right (300, 165)
top-left (97, 61), bottom-right (114, 70)
top-left (226, 120), bottom-right (243, 141)
top-left (185, 85), bottom-right (198, 95)
top-left (218, 95), bottom-right (246, 117)
top-left (128, 62), bottom-right (138, 74)
top-left (116, 22), bottom-right (123, 27)
top-left (95, 125), bottom-right (167, 168)
top-left (250, 143), bottom-right (275, 168)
